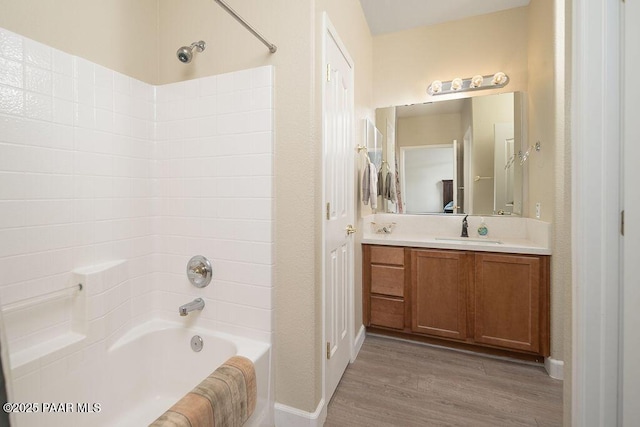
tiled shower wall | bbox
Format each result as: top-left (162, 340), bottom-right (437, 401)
top-left (0, 26), bottom-right (274, 354)
top-left (0, 27), bottom-right (156, 355)
top-left (153, 69), bottom-right (274, 342)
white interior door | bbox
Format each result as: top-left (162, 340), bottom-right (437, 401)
top-left (452, 140), bottom-right (458, 213)
top-left (622, 0), bottom-right (640, 423)
top-left (493, 123), bottom-right (514, 214)
top-left (463, 127), bottom-right (472, 214)
top-left (323, 15), bottom-right (354, 401)
top-left (401, 145), bottom-right (454, 214)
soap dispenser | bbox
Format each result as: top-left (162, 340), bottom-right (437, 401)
top-left (477, 217), bottom-right (488, 238)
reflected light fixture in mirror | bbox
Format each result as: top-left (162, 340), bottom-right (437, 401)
top-left (428, 72), bottom-right (509, 96)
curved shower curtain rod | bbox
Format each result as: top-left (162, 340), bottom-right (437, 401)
top-left (213, 0), bottom-right (277, 53)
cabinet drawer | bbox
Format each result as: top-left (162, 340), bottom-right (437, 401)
top-left (371, 246), bottom-right (404, 266)
top-left (370, 296), bottom-right (404, 330)
top-left (371, 265), bottom-right (404, 297)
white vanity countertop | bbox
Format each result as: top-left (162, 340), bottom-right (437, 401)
top-left (362, 214), bottom-right (552, 255)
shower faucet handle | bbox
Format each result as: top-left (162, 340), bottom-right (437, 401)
top-left (186, 255), bottom-right (213, 288)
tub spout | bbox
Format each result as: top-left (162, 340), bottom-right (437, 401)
top-left (179, 298), bottom-right (205, 316)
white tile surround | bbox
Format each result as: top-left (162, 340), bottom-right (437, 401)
top-left (0, 24), bottom-right (274, 408)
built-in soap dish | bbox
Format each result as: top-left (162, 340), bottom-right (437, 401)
top-left (371, 222), bottom-right (396, 234)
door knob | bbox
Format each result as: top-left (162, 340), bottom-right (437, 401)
top-left (346, 225), bottom-right (357, 235)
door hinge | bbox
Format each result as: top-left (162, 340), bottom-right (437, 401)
top-left (326, 202), bottom-right (331, 220)
top-left (326, 341), bottom-right (331, 359)
top-left (621, 210), bottom-right (625, 236)
top-left (326, 63), bottom-right (331, 82)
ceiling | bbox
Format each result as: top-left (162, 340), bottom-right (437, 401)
top-left (359, 0), bottom-right (531, 35)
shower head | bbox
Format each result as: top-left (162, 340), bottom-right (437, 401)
top-left (176, 41), bottom-right (206, 64)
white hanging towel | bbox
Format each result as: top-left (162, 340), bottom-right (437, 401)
top-left (362, 161), bottom-right (378, 209)
top-left (362, 161), bottom-right (371, 205)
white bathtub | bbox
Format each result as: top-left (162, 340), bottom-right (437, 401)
top-left (95, 320), bottom-right (271, 427)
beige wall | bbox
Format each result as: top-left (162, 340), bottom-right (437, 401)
top-left (158, 0), bottom-right (286, 84)
top-left (527, 0), bottom-right (569, 373)
top-left (0, 0), bottom-right (159, 83)
top-left (372, 7), bottom-right (529, 108)
top-left (563, 0), bottom-right (572, 422)
top-left (527, 0), bottom-right (556, 223)
top-left (397, 113), bottom-right (463, 148)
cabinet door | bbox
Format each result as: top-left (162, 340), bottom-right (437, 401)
top-left (474, 253), bottom-right (540, 353)
top-left (411, 250), bottom-right (468, 340)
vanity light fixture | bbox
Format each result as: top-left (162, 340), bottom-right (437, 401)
top-left (427, 72), bottom-right (510, 96)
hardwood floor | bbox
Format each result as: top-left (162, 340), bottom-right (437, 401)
top-left (325, 335), bottom-right (562, 426)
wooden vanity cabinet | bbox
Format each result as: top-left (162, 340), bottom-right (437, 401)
top-left (363, 244), bottom-right (550, 358)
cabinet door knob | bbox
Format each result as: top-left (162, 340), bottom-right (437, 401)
top-left (345, 224), bottom-right (357, 235)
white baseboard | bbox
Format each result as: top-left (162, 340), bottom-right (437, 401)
top-left (274, 326), bottom-right (364, 426)
top-left (352, 325), bottom-right (366, 362)
top-left (545, 357), bottom-right (564, 380)
top-left (274, 398), bottom-right (326, 427)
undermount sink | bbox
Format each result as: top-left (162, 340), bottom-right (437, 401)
top-left (435, 237), bottom-right (503, 244)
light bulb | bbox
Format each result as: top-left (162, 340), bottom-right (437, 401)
top-left (470, 75), bottom-right (483, 88)
top-left (492, 72), bottom-right (507, 85)
top-left (429, 80), bottom-right (442, 94)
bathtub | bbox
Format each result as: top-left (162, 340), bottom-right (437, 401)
top-left (92, 320), bottom-right (271, 427)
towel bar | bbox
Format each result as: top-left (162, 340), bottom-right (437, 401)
top-left (1, 283), bottom-right (82, 313)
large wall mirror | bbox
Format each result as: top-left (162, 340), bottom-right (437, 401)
top-left (376, 91), bottom-right (525, 216)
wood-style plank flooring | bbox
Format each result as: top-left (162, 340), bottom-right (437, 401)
top-left (325, 335), bottom-right (563, 427)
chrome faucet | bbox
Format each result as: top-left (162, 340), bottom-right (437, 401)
top-left (461, 215), bottom-right (469, 238)
top-left (179, 298), bottom-right (205, 316)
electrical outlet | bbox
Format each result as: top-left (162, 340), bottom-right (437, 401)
top-left (535, 202), bottom-right (541, 219)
